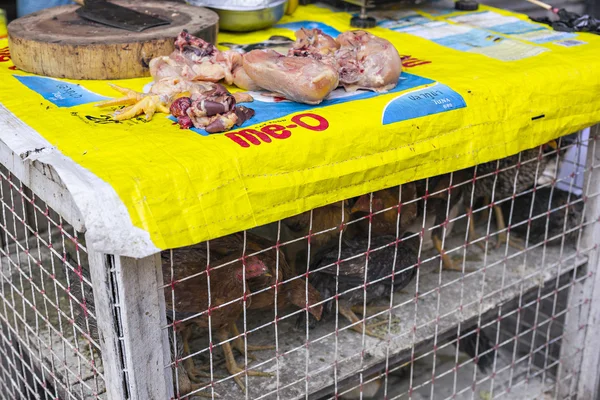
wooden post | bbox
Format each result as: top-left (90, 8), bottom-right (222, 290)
top-left (87, 247), bottom-right (173, 400)
top-left (557, 125), bottom-right (600, 399)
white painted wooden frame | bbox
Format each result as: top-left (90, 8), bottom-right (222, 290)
top-left (87, 249), bottom-right (173, 400)
top-left (0, 105), bottom-right (173, 399)
top-left (557, 124), bottom-right (600, 400)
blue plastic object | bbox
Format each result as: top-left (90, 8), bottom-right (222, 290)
top-left (17, 0), bottom-right (75, 18)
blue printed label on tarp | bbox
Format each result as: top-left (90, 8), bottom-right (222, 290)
top-left (490, 21), bottom-right (545, 35)
top-left (378, 15), bottom-right (432, 30)
top-left (13, 75), bottom-right (109, 107)
top-left (275, 21), bottom-right (341, 39)
top-left (445, 11), bottom-right (578, 44)
top-left (522, 31), bottom-right (578, 44)
top-left (433, 29), bottom-right (502, 51)
top-left (382, 83), bottom-right (466, 125)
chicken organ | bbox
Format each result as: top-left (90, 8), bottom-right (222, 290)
top-left (336, 30), bottom-right (402, 92)
top-left (243, 49), bottom-right (340, 105)
top-left (168, 82), bottom-right (255, 132)
top-left (97, 76), bottom-right (254, 133)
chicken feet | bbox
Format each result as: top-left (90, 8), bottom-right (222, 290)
top-left (179, 327), bottom-right (223, 383)
top-left (230, 324), bottom-right (275, 362)
top-left (95, 84), bottom-right (170, 121)
top-left (469, 199), bottom-right (525, 250)
top-left (432, 234), bottom-right (476, 273)
top-left (217, 326), bottom-right (273, 392)
top-left (493, 205), bottom-right (525, 250)
top-left (339, 302), bottom-right (387, 340)
top-left (96, 78), bottom-right (255, 133)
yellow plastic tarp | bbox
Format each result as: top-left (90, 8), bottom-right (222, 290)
top-left (0, 4), bottom-right (599, 255)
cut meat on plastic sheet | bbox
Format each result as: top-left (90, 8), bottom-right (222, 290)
top-left (0, 3), bottom-right (598, 257)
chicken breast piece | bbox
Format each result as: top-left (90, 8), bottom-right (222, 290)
top-left (336, 30), bottom-right (402, 92)
top-left (243, 49), bottom-right (339, 104)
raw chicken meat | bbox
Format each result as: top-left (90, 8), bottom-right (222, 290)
top-left (169, 82), bottom-right (255, 132)
top-left (98, 28), bottom-right (403, 130)
top-left (223, 51), bottom-right (261, 91)
top-left (97, 77), bottom-right (254, 133)
top-left (150, 30), bottom-right (234, 84)
top-left (288, 28), bottom-right (339, 67)
top-left (243, 49), bottom-right (339, 105)
top-left (335, 30), bottom-right (402, 92)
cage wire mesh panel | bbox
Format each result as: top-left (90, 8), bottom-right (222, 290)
top-left (0, 164), bottom-right (105, 399)
top-left (159, 128), bottom-right (600, 400)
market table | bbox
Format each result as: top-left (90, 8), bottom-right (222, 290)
top-left (1, 2), bottom-right (598, 258)
top-left (0, 2), bottom-right (600, 400)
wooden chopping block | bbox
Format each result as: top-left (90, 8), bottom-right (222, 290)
top-left (7, 1), bottom-right (219, 80)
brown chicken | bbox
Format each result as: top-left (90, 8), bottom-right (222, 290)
top-left (281, 201), bottom-right (352, 270)
top-left (213, 233), bottom-right (324, 321)
top-left (350, 182), bottom-right (419, 237)
top-left (283, 201), bottom-right (351, 248)
top-left (464, 140), bottom-right (562, 249)
top-left (162, 245), bottom-right (271, 391)
top-left (394, 172), bottom-right (472, 272)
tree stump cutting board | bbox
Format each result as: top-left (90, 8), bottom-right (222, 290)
top-left (7, 1), bottom-right (219, 80)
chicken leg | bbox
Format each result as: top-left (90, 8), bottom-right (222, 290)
top-left (180, 326), bottom-right (210, 382)
top-left (351, 304), bottom-right (391, 316)
top-left (466, 206), bottom-right (486, 251)
top-left (177, 374), bottom-right (220, 398)
top-left (493, 205), bottom-right (525, 250)
top-left (217, 326), bottom-right (273, 392)
top-left (229, 324), bottom-right (275, 361)
top-left (338, 302), bottom-right (387, 340)
top-left (432, 234), bottom-right (475, 273)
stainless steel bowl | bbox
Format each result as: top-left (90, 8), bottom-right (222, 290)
top-left (187, 0), bottom-right (288, 32)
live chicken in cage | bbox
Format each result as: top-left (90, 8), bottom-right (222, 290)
top-left (158, 130), bottom-right (592, 399)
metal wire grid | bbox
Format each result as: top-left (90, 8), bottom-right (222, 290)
top-left (161, 130), bottom-right (595, 400)
top-left (0, 165), bottom-right (105, 400)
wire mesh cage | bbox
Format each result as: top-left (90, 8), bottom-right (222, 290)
top-left (0, 164), bottom-right (104, 399)
top-left (0, 127), bottom-right (598, 400)
top-left (157, 128), bottom-right (599, 400)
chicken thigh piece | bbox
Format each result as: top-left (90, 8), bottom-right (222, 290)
top-left (243, 49), bottom-right (339, 104)
top-left (150, 30), bottom-right (234, 84)
top-left (288, 28), bottom-right (339, 66)
top-left (335, 30), bottom-right (402, 92)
